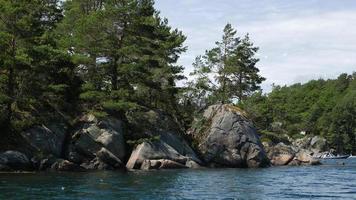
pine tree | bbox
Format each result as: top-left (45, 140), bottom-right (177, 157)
top-left (228, 34), bottom-right (265, 102)
top-left (187, 23), bottom-right (265, 107)
top-left (208, 23), bottom-right (240, 103)
top-left (0, 0), bottom-right (77, 131)
top-left (60, 0), bottom-right (186, 118)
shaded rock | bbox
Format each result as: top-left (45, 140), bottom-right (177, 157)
top-left (0, 164), bottom-right (11, 171)
top-left (67, 145), bottom-right (86, 164)
top-left (95, 148), bottom-right (123, 169)
top-left (292, 136), bottom-right (328, 154)
top-left (30, 157), bottom-right (41, 170)
top-left (189, 104), bottom-right (269, 168)
top-left (264, 141), bottom-right (323, 167)
top-left (159, 159), bottom-right (188, 169)
top-left (295, 149), bottom-right (314, 163)
top-left (140, 160), bottom-right (161, 170)
top-left (40, 156), bottom-right (59, 171)
top-left (126, 141), bottom-right (187, 169)
top-left (185, 160), bottom-right (202, 169)
top-left (159, 132), bottom-right (201, 164)
top-left (140, 159), bottom-right (188, 170)
top-left (21, 123), bottom-right (67, 157)
top-left (293, 137), bottom-right (312, 150)
top-left (71, 114), bottom-right (126, 160)
top-left (272, 154), bottom-right (294, 166)
top-left (288, 159), bottom-right (302, 166)
top-left (68, 114), bottom-right (126, 169)
top-left (247, 143), bottom-right (270, 167)
top-left (126, 139), bottom-right (200, 170)
top-left (0, 151), bottom-right (32, 171)
top-left (51, 159), bottom-right (85, 172)
top-left (126, 109), bottom-right (202, 170)
top-left (265, 143), bottom-right (296, 166)
top-left (80, 158), bottom-right (112, 170)
top-left (310, 136), bottom-right (327, 153)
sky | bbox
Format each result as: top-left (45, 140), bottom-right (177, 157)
top-left (155, 0), bottom-right (356, 92)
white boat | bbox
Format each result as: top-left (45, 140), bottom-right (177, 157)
top-left (320, 152), bottom-right (350, 159)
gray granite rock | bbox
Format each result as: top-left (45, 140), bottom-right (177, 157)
top-left (190, 104), bottom-right (269, 168)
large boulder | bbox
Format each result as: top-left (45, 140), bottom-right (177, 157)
top-left (310, 136), bottom-right (327, 153)
top-left (294, 149), bottom-right (320, 165)
top-left (126, 134), bottom-right (201, 170)
top-left (265, 143), bottom-right (296, 166)
top-left (68, 114), bottom-right (126, 170)
top-left (0, 151), bottom-right (32, 171)
top-left (20, 123), bottom-right (67, 157)
top-left (264, 142), bottom-right (321, 166)
top-left (292, 136), bottom-right (327, 154)
top-left (292, 137), bottom-right (312, 150)
top-left (189, 104), bottom-right (269, 168)
top-left (126, 109), bottom-right (202, 170)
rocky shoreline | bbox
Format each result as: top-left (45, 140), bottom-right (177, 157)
top-left (0, 104), bottom-right (324, 172)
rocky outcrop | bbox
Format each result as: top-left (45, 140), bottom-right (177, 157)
top-left (189, 104), bottom-right (269, 168)
top-left (67, 114), bottom-right (126, 170)
top-left (125, 109), bottom-right (202, 170)
top-left (20, 123), bottom-right (67, 157)
top-left (79, 148), bottom-right (123, 170)
top-left (264, 142), bottom-right (321, 166)
top-left (140, 159), bottom-right (187, 170)
top-left (2, 105), bottom-right (329, 171)
top-left (0, 151), bottom-right (32, 171)
top-left (265, 143), bottom-right (296, 166)
top-left (126, 133), bottom-right (202, 170)
top-left (292, 136), bottom-right (327, 156)
top-left (50, 159), bottom-right (85, 172)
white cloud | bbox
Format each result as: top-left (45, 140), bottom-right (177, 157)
top-left (155, 0), bottom-right (356, 92)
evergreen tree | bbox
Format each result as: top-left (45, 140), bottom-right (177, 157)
top-left (188, 23), bottom-right (264, 107)
top-left (241, 72), bottom-right (356, 153)
top-left (209, 23), bottom-right (240, 103)
top-left (60, 0), bottom-right (186, 118)
top-left (0, 0), bottom-right (74, 131)
top-left (228, 34), bottom-right (265, 102)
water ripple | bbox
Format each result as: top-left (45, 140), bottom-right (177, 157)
top-left (0, 158), bottom-right (356, 199)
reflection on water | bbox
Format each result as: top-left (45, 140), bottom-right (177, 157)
top-left (0, 158), bottom-right (356, 200)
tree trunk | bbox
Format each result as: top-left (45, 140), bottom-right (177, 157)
top-left (6, 37), bottom-right (16, 125)
top-left (111, 57), bottom-right (118, 90)
top-left (238, 71), bottom-right (243, 103)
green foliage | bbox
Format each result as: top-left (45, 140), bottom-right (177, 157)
top-left (242, 73), bottom-right (356, 153)
top-left (0, 0), bottom-right (187, 137)
top-left (0, 0), bottom-right (79, 131)
top-left (60, 0), bottom-right (186, 119)
top-left (259, 130), bottom-right (290, 145)
top-left (102, 100), bottom-right (139, 113)
top-left (183, 23), bottom-right (265, 111)
top-left (127, 135), bottom-right (161, 147)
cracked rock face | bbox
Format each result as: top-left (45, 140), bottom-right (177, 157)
top-left (21, 123), bottom-right (67, 158)
top-left (68, 114), bottom-right (126, 170)
top-left (191, 104), bottom-right (269, 168)
top-left (126, 133), bottom-right (202, 170)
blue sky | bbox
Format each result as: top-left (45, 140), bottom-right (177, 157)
top-left (155, 0), bottom-right (356, 92)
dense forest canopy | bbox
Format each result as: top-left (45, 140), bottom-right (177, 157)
top-left (0, 0), bottom-right (355, 153)
top-left (241, 73), bottom-right (356, 153)
top-left (0, 0), bottom-right (186, 132)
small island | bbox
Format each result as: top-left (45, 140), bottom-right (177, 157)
top-left (0, 0), bottom-right (355, 199)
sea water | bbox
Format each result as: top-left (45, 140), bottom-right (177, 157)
top-left (0, 158), bottom-right (355, 200)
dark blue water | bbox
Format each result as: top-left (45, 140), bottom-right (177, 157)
top-left (1, 158), bottom-right (356, 200)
